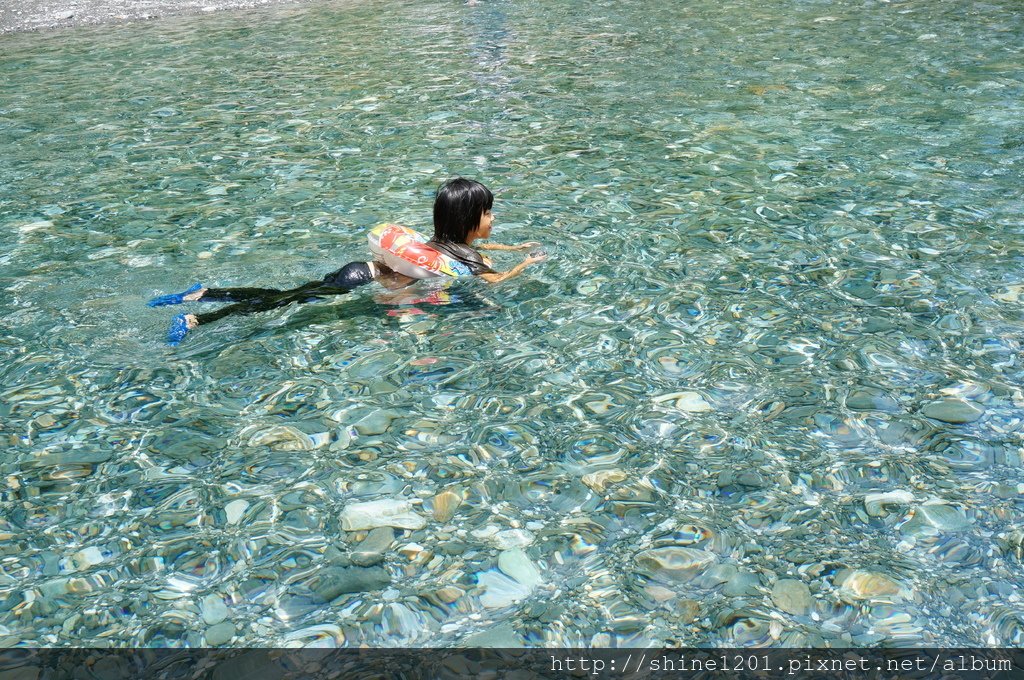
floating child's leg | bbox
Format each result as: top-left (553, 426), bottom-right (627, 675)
top-left (198, 287), bottom-right (293, 303)
top-left (161, 262), bottom-right (382, 345)
top-left (193, 282), bottom-right (331, 324)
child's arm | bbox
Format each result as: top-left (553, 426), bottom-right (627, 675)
top-left (478, 253), bottom-right (546, 283)
top-left (477, 241), bottom-right (541, 251)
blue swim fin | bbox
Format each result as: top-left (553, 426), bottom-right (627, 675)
top-left (167, 314), bottom-right (191, 346)
top-left (148, 283), bottom-right (203, 307)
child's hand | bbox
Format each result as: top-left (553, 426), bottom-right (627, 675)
top-left (515, 241), bottom-right (542, 250)
top-left (524, 252), bottom-right (547, 266)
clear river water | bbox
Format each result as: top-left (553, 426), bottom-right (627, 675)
top-left (1, 0), bottom-right (1023, 648)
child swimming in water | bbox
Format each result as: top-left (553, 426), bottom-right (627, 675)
top-left (148, 178), bottom-right (546, 345)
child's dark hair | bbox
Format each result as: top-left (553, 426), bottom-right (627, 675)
top-left (433, 177), bottom-right (493, 243)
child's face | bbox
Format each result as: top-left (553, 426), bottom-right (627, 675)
top-left (471, 209), bottom-right (493, 240)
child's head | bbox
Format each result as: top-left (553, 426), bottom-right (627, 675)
top-left (433, 177), bottom-right (494, 243)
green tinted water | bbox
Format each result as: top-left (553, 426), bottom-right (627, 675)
top-left (2, 0), bottom-right (1023, 647)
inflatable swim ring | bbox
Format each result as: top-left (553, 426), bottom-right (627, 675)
top-left (368, 223), bottom-right (473, 279)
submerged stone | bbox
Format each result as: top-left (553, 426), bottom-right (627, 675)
top-left (460, 623), bottom-right (522, 647)
top-left (901, 504), bottom-right (971, 536)
top-left (205, 622), bottom-right (235, 646)
top-left (477, 570), bottom-right (533, 609)
top-left (309, 566), bottom-right (390, 601)
top-left (920, 399), bottom-right (984, 424)
top-left (431, 490), bottom-right (463, 522)
top-left (582, 469), bottom-right (627, 493)
top-left (492, 529), bottom-right (536, 550)
top-left (772, 579), bottom-right (813, 616)
top-left (653, 391), bottom-right (713, 412)
top-left (497, 549), bottom-right (542, 587)
top-left (864, 490), bottom-right (914, 517)
top-left (351, 527), bottom-right (395, 567)
top-left (846, 389), bottom-right (899, 412)
top-left (836, 570), bottom-right (902, 601)
top-left (200, 594), bottom-right (229, 625)
top-left (339, 499), bottom-right (426, 531)
top-left (352, 410), bottom-right (400, 435)
top-left (635, 547), bottom-right (716, 582)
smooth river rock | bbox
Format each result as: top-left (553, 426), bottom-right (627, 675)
top-left (771, 579), bottom-right (813, 616)
top-left (836, 570), bottom-right (902, 601)
top-left (864, 490), bottom-right (914, 517)
top-left (309, 566), bottom-right (391, 601)
top-left (635, 547), bottom-right (716, 582)
top-left (351, 527), bottom-right (395, 566)
top-left (900, 503), bottom-right (971, 536)
top-left (920, 399), bottom-right (984, 424)
top-left (340, 499), bottom-right (426, 531)
top-left (498, 549), bottom-right (542, 587)
top-left (205, 622), bottom-right (236, 646)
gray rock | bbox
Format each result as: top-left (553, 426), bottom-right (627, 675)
top-left (351, 527), bottom-right (395, 566)
top-left (836, 570), bottom-right (903, 601)
top-left (901, 504), bottom-right (971, 536)
top-left (497, 549), bottom-right (542, 587)
top-left (459, 623), bottom-right (523, 648)
top-left (352, 409), bottom-right (400, 436)
top-left (339, 499), bottom-right (426, 531)
top-left (677, 599), bottom-right (700, 623)
top-left (440, 541), bottom-right (467, 556)
top-left (772, 579), bottom-right (812, 616)
top-left (736, 470), bottom-right (766, 488)
top-left (722, 570), bottom-right (761, 597)
top-left (309, 566), bottom-right (390, 602)
top-left (324, 545), bottom-right (351, 566)
top-left (205, 622), bottom-right (235, 646)
top-left (636, 547), bottom-right (716, 582)
top-left (864, 490), bottom-right (914, 517)
top-left (847, 389), bottom-right (899, 412)
top-left (200, 594), bottom-right (229, 625)
top-left (921, 399), bottom-right (984, 423)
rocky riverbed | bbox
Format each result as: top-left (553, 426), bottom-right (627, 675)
top-left (1, 0), bottom-right (319, 33)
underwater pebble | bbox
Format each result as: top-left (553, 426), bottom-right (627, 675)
top-left (224, 500), bottom-right (248, 525)
top-left (837, 570), bottom-right (903, 601)
top-left (497, 549), bottom-right (542, 587)
top-left (477, 570), bottom-right (533, 609)
top-left (352, 409), bottom-right (400, 436)
top-left (772, 579), bottom-right (813, 616)
top-left (653, 391), bottom-right (712, 412)
top-left (901, 503), bottom-right (971, 536)
top-left (993, 284), bottom-right (1024, 302)
top-left (244, 425), bottom-right (320, 450)
top-left (635, 547), bottom-right (716, 582)
top-left (204, 622), bottom-right (235, 646)
top-left (340, 499), bottom-right (426, 531)
top-left (582, 469), bottom-right (627, 493)
top-left (431, 490), bottom-right (463, 522)
top-left (351, 527), bottom-right (395, 567)
top-left (722, 570), bottom-right (762, 597)
top-left (846, 389), bottom-right (899, 412)
top-left (864, 490), bottom-right (914, 517)
top-left (200, 594), bottom-right (229, 625)
top-left (920, 399), bottom-right (984, 423)
top-left (309, 566), bottom-right (390, 601)
top-left (678, 599), bottom-right (700, 623)
top-left (460, 624), bottom-right (522, 647)
top-left (492, 529), bottom-right (536, 550)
